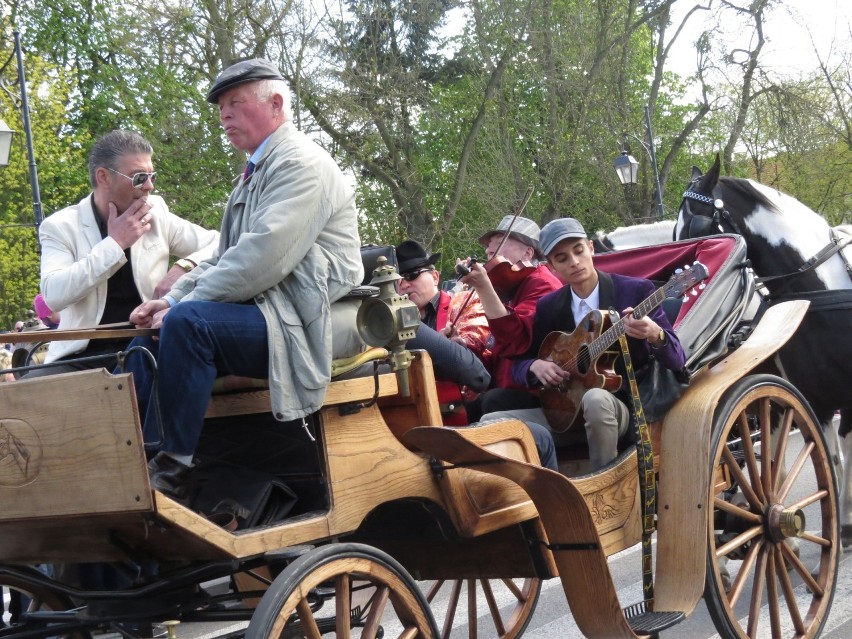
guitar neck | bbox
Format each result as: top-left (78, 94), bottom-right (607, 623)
top-left (588, 287), bottom-right (666, 360)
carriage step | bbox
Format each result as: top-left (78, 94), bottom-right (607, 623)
top-left (623, 601), bottom-right (685, 634)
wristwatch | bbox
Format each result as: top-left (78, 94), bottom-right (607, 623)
top-left (652, 328), bottom-right (667, 348)
top-left (175, 258), bottom-right (196, 272)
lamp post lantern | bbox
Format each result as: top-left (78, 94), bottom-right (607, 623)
top-left (612, 104), bottom-right (665, 219)
top-left (0, 118), bottom-right (13, 165)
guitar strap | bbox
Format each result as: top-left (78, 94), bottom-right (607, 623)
top-left (609, 309), bottom-right (656, 609)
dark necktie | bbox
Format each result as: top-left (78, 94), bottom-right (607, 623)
top-left (243, 161), bottom-right (255, 181)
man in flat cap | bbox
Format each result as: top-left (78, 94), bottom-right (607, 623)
top-left (482, 217), bottom-right (686, 471)
top-left (126, 58), bottom-right (363, 499)
top-left (457, 215), bottom-right (561, 416)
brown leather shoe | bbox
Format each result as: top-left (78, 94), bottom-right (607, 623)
top-left (147, 452), bottom-right (192, 502)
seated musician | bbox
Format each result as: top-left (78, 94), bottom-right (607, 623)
top-left (123, 59), bottom-right (363, 501)
top-left (394, 240), bottom-right (558, 468)
top-left (456, 216), bottom-right (562, 418)
top-left (481, 217), bottom-right (686, 471)
top-left (25, 130), bottom-right (219, 378)
top-left (395, 240), bottom-right (491, 425)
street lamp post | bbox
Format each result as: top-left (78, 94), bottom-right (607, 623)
top-left (612, 104), bottom-right (665, 219)
top-left (1, 30), bottom-right (43, 229)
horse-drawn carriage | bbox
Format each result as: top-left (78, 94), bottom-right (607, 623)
top-left (0, 234), bottom-right (840, 639)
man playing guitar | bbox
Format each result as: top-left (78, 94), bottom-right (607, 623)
top-left (481, 217), bottom-right (686, 471)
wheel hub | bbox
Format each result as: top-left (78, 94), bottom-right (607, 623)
top-left (766, 503), bottom-right (806, 543)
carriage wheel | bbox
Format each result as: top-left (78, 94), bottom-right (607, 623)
top-left (422, 577), bottom-right (540, 639)
top-left (245, 543), bottom-right (439, 639)
top-left (1, 566), bottom-right (91, 639)
top-left (704, 374), bottom-right (839, 639)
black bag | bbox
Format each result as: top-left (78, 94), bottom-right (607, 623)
top-left (193, 465), bottom-right (298, 530)
top-left (637, 359), bottom-right (690, 423)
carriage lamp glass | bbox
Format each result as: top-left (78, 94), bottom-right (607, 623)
top-left (0, 119), bottom-right (14, 166)
top-left (613, 151), bottom-right (639, 185)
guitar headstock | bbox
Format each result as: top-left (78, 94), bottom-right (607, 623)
top-left (664, 261), bottom-right (709, 299)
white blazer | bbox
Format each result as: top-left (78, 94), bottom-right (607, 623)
top-left (39, 193), bottom-right (219, 362)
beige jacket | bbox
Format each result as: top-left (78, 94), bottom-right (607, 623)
top-left (40, 194), bottom-right (219, 362)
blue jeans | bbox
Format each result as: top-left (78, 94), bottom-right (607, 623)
top-left (123, 301), bottom-right (269, 457)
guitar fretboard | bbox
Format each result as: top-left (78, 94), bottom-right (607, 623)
top-left (588, 287), bottom-right (667, 361)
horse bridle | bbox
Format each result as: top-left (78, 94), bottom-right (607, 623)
top-left (682, 180), bottom-right (852, 297)
top-left (681, 180), bottom-right (748, 239)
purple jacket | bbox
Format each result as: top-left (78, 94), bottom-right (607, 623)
top-left (512, 271), bottom-right (686, 392)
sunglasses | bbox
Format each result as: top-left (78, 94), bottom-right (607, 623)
top-left (401, 267), bottom-right (435, 282)
top-left (108, 167), bottom-right (157, 188)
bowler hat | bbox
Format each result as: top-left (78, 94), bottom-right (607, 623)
top-left (395, 240), bottom-right (441, 275)
top-left (539, 218), bottom-right (588, 256)
top-left (207, 58), bottom-right (285, 103)
top-left (478, 215), bottom-right (542, 253)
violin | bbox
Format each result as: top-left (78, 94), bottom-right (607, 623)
top-left (458, 255), bottom-right (536, 295)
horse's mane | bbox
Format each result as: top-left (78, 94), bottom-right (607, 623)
top-left (718, 176), bottom-right (782, 214)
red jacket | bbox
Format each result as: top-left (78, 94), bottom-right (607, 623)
top-left (487, 265), bottom-right (562, 388)
top-left (433, 289), bottom-right (492, 425)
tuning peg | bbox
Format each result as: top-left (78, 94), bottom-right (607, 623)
top-left (699, 282), bottom-right (706, 289)
top-left (674, 267), bottom-right (683, 274)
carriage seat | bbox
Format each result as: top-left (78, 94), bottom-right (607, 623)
top-left (210, 296), bottom-right (380, 395)
top-left (211, 245), bottom-right (399, 395)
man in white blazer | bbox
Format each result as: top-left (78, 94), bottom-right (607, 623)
top-left (28, 130), bottom-right (219, 376)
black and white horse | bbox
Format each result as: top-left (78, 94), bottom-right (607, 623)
top-left (676, 155), bottom-right (852, 546)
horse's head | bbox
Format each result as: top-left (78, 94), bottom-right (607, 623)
top-left (675, 154), bottom-right (728, 240)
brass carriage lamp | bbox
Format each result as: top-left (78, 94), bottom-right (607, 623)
top-left (0, 118), bottom-right (14, 166)
top-left (356, 256), bottom-right (420, 396)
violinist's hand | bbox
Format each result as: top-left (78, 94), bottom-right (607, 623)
top-left (621, 307), bottom-right (662, 342)
top-left (458, 260), bottom-right (491, 291)
top-left (530, 359), bottom-right (570, 388)
top-left (130, 299), bottom-right (170, 330)
top-left (441, 321), bottom-right (455, 337)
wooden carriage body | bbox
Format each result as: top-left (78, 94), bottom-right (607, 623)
top-left (0, 236), bottom-right (838, 639)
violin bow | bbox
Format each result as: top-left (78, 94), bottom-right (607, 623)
top-left (449, 185), bottom-right (535, 328)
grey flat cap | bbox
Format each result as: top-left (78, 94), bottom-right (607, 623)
top-left (539, 218), bottom-right (588, 256)
top-left (478, 215), bottom-right (541, 249)
top-left (207, 58), bottom-right (284, 103)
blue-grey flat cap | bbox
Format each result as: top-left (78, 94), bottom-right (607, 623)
top-left (540, 218), bottom-right (588, 256)
top-left (207, 58), bottom-right (284, 103)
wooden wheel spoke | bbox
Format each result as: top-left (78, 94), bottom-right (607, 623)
top-left (800, 531), bottom-right (832, 548)
top-left (500, 577), bottom-right (524, 601)
top-left (775, 545), bottom-right (815, 635)
top-left (480, 579), bottom-right (506, 636)
top-left (426, 580), bottom-right (445, 603)
top-left (746, 545), bottom-right (769, 638)
top-left (715, 525), bottom-right (764, 560)
top-left (362, 585), bottom-right (391, 639)
top-left (729, 538), bottom-right (764, 608)
top-left (759, 401), bottom-right (772, 499)
top-left (441, 580), bottom-right (462, 639)
top-left (296, 597), bottom-right (324, 639)
top-left (771, 408), bottom-right (794, 494)
top-left (787, 488), bottom-right (829, 512)
top-left (722, 446), bottom-right (763, 511)
top-left (777, 441), bottom-right (815, 503)
top-left (467, 579), bottom-right (477, 637)
top-left (779, 540), bottom-right (824, 596)
top-left (714, 496), bottom-right (762, 524)
top-left (335, 575), bottom-right (351, 638)
top-left (766, 547), bottom-right (782, 639)
top-left (737, 411), bottom-right (765, 503)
